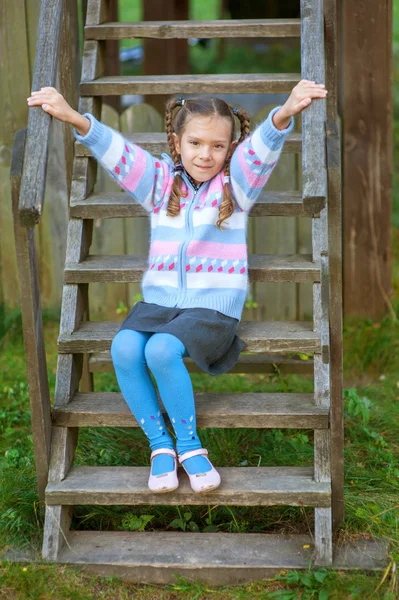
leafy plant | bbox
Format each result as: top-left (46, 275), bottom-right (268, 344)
top-left (121, 512), bottom-right (154, 531)
top-left (267, 568), bottom-right (334, 600)
top-left (168, 508), bottom-right (199, 532)
top-left (344, 388), bottom-right (372, 425)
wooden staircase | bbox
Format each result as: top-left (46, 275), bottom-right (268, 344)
top-left (12, 0), bottom-right (346, 584)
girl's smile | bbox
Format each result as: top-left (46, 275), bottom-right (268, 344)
top-left (173, 115), bottom-right (235, 184)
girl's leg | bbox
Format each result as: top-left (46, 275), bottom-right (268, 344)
top-left (110, 329), bottom-right (175, 476)
top-left (144, 332), bottom-right (212, 475)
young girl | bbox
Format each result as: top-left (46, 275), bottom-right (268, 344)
top-left (28, 80), bottom-right (327, 494)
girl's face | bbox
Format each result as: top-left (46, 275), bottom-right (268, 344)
top-left (173, 114), bottom-right (235, 184)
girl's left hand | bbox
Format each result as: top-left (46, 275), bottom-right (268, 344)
top-left (286, 79), bottom-right (328, 116)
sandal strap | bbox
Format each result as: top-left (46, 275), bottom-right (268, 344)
top-left (178, 448), bottom-right (208, 464)
top-left (150, 448), bottom-right (176, 461)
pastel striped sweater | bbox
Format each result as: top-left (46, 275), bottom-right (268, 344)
top-left (74, 106), bottom-right (294, 321)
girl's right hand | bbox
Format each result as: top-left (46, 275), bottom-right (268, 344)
top-left (27, 87), bottom-right (75, 122)
top-left (27, 87), bottom-right (90, 135)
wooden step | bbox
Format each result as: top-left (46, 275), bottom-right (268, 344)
top-left (55, 531), bottom-right (388, 584)
top-left (75, 132), bottom-right (302, 157)
top-left (70, 190), bottom-right (324, 219)
top-left (46, 466), bottom-right (330, 506)
top-left (64, 254), bottom-right (320, 284)
top-left (58, 320), bottom-right (320, 354)
top-left (89, 351), bottom-right (314, 374)
top-left (80, 73), bottom-right (301, 96)
top-left (53, 391), bottom-right (327, 428)
top-left (85, 19), bottom-right (301, 40)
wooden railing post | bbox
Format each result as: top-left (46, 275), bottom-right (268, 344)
top-left (11, 128), bottom-right (52, 502)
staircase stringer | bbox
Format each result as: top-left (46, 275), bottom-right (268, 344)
top-left (312, 211), bottom-right (332, 566)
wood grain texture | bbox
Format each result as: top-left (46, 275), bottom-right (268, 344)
top-left (11, 128), bottom-right (52, 502)
top-left (64, 254), bottom-right (320, 284)
top-left (326, 116), bottom-right (344, 529)
top-left (58, 320), bottom-right (321, 354)
top-left (53, 391), bottom-right (328, 429)
top-left (18, 0), bottom-right (64, 226)
top-left (80, 73), bottom-right (301, 96)
top-left (342, 0), bottom-right (392, 318)
top-left (45, 465), bottom-right (331, 506)
top-left (250, 104), bottom-right (299, 321)
top-left (70, 190), bottom-right (324, 219)
top-left (88, 351), bottom-right (314, 375)
top-left (42, 426), bottom-right (78, 561)
top-left (76, 132), bottom-right (302, 157)
top-left (300, 0), bottom-right (327, 209)
top-left (85, 19), bottom-right (301, 40)
top-left (55, 531), bottom-right (388, 584)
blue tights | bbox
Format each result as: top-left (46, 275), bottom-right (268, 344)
top-left (110, 329), bottom-right (211, 477)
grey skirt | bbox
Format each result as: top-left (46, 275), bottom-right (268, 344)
top-left (119, 301), bottom-right (246, 376)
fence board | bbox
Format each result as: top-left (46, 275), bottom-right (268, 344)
top-left (0, 0), bottom-right (31, 309)
top-left (120, 104), bottom-right (162, 314)
top-left (251, 105), bottom-right (299, 321)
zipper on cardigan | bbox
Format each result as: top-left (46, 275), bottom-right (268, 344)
top-left (176, 180), bottom-right (202, 302)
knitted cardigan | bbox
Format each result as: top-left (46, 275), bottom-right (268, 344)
top-left (74, 106), bottom-right (294, 321)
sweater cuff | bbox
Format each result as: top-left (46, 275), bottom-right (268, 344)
top-left (261, 106), bottom-right (295, 143)
top-left (73, 113), bottom-right (106, 147)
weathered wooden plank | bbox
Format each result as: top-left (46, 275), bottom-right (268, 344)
top-left (251, 105), bottom-right (298, 321)
top-left (342, 0), bottom-right (392, 319)
top-left (326, 117), bottom-right (344, 530)
top-left (18, 0), bottom-right (64, 226)
top-left (70, 158), bottom-right (97, 205)
top-left (64, 254), bottom-right (320, 284)
top-left (85, 19), bottom-right (301, 40)
top-left (58, 0), bottom-right (79, 202)
top-left (325, 0), bottom-right (344, 528)
top-left (53, 391), bottom-right (328, 429)
top-left (42, 426), bottom-right (78, 561)
top-left (46, 466), bottom-right (330, 506)
top-left (75, 132), bottom-right (302, 157)
top-left (312, 207), bottom-right (332, 566)
top-left (0, 0), bottom-right (33, 308)
top-left (89, 351), bottom-right (314, 375)
top-left (80, 73), bottom-right (301, 96)
top-left (55, 532), bottom-right (388, 584)
top-left (78, 40), bottom-right (105, 117)
top-left (58, 320), bottom-right (320, 354)
top-left (10, 128), bottom-right (52, 503)
top-left (300, 0), bottom-right (327, 211)
top-left (119, 104), bottom-right (160, 311)
top-left (70, 190), bottom-right (323, 219)
top-left (54, 354), bottom-right (83, 409)
top-left (85, 0), bottom-right (108, 26)
top-left (88, 104), bottom-right (128, 319)
top-left (89, 350), bottom-right (316, 374)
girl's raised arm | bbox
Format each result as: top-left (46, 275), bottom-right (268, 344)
top-left (229, 106), bottom-right (294, 212)
top-left (229, 80), bottom-right (327, 212)
top-left (27, 87), bottom-right (169, 212)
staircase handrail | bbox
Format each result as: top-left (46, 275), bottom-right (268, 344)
top-left (18, 0), bottom-right (64, 227)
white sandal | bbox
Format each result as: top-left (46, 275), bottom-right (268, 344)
top-left (178, 448), bottom-right (221, 493)
top-left (148, 448), bottom-right (179, 493)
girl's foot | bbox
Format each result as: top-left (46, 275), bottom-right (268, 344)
top-left (148, 448), bottom-right (179, 493)
top-left (178, 448), bottom-right (221, 493)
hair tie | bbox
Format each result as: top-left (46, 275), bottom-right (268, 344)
top-left (233, 107), bottom-right (239, 116)
top-left (223, 175), bottom-right (230, 185)
top-left (173, 163), bottom-right (184, 174)
top-left (177, 97), bottom-right (185, 107)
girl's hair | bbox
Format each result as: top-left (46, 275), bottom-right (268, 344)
top-left (165, 97), bottom-right (251, 229)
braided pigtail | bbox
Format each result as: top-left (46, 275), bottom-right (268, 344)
top-left (216, 106), bottom-right (251, 230)
top-left (165, 98), bottom-right (187, 217)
